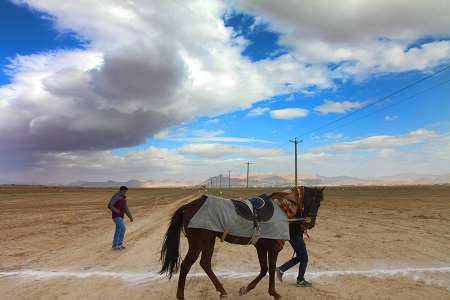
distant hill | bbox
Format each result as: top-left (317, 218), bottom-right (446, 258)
top-left (202, 173), bottom-right (450, 187)
top-left (13, 173), bottom-right (449, 188)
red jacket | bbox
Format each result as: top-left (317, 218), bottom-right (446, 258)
top-left (111, 195), bottom-right (127, 219)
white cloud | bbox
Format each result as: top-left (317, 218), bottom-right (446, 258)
top-left (270, 108), bottom-right (309, 119)
top-left (235, 1), bottom-right (450, 78)
top-left (379, 148), bottom-right (396, 158)
top-left (153, 127), bottom-right (273, 144)
top-left (315, 100), bottom-right (372, 114)
top-left (204, 118), bottom-right (221, 125)
top-left (1, 1), bottom-right (330, 160)
top-left (384, 115), bottom-right (398, 122)
top-left (312, 132), bottom-right (346, 140)
top-left (2, 132), bottom-right (449, 184)
top-left (247, 107), bottom-right (270, 117)
top-left (314, 128), bottom-right (438, 153)
top-left (296, 130), bottom-right (450, 177)
top-left (169, 136), bottom-right (275, 144)
top-left (301, 152), bottom-right (331, 161)
top-left (192, 129), bottom-right (225, 137)
top-left (179, 143), bottom-right (283, 158)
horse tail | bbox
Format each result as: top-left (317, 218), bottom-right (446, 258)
top-left (159, 204), bottom-right (186, 279)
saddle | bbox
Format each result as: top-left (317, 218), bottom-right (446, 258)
top-left (231, 194), bottom-right (274, 222)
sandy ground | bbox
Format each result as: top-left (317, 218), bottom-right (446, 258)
top-left (1, 185), bottom-right (450, 299)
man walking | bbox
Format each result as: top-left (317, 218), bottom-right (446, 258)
top-left (276, 220), bottom-right (311, 287)
top-left (108, 186), bottom-right (133, 250)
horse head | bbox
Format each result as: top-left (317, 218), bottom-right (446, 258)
top-left (301, 186), bottom-right (325, 229)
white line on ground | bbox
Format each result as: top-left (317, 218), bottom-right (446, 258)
top-left (1, 266), bottom-right (450, 285)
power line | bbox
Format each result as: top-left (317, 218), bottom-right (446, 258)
top-left (298, 64), bottom-right (450, 138)
top-left (318, 77), bottom-right (450, 135)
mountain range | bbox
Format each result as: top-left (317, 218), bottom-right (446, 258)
top-left (64, 173), bottom-right (450, 188)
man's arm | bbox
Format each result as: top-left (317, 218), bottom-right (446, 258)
top-left (125, 205), bottom-right (133, 221)
top-left (107, 195), bottom-right (121, 214)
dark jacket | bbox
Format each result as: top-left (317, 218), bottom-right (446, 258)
top-left (108, 192), bottom-right (132, 219)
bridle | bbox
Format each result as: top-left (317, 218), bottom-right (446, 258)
top-left (288, 186), bottom-right (313, 225)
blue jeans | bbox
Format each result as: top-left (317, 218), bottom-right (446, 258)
top-left (112, 217), bottom-right (126, 247)
top-left (279, 234), bottom-right (308, 281)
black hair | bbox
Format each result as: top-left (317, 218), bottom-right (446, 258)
top-left (119, 186), bottom-right (128, 191)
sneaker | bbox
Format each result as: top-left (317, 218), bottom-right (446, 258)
top-left (276, 268), bottom-right (283, 282)
top-left (118, 245), bottom-right (126, 250)
top-left (296, 279), bottom-right (312, 287)
top-left (112, 246), bottom-right (120, 250)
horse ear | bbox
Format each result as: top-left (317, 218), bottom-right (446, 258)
top-left (320, 187), bottom-right (326, 192)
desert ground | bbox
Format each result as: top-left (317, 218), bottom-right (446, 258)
top-left (1, 185), bottom-right (450, 299)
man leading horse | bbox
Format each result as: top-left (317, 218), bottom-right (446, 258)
top-left (160, 186), bottom-right (324, 299)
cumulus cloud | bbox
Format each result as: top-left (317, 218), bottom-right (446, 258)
top-left (1, 1), bottom-right (330, 158)
top-left (314, 100), bottom-right (372, 114)
top-left (235, 0), bottom-right (450, 78)
top-left (270, 108), bottom-right (309, 119)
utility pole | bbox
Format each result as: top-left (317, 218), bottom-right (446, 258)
top-left (228, 170), bottom-right (231, 188)
top-left (219, 174), bottom-right (222, 188)
top-left (210, 178), bottom-right (213, 188)
top-left (245, 161), bottom-right (254, 188)
top-left (289, 138), bottom-right (302, 187)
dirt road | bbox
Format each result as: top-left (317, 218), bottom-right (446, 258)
top-left (1, 186), bottom-right (450, 299)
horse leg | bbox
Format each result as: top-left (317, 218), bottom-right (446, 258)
top-left (177, 240), bottom-right (202, 300)
top-left (268, 245), bottom-right (281, 299)
top-left (199, 236), bottom-right (227, 298)
top-left (239, 244), bottom-right (268, 296)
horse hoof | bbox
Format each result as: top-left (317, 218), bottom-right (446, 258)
top-left (220, 293), bottom-right (228, 299)
top-left (239, 287), bottom-right (247, 296)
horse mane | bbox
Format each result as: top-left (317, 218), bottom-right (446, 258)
top-left (268, 191), bottom-right (289, 199)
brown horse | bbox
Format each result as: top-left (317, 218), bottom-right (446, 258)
top-left (160, 186), bottom-right (324, 299)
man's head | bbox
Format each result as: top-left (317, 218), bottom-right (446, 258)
top-left (119, 186), bottom-right (128, 195)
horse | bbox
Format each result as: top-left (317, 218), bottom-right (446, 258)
top-left (160, 186), bottom-right (325, 299)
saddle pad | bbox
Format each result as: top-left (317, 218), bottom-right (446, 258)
top-left (249, 196), bottom-right (265, 209)
top-left (232, 195), bottom-right (274, 222)
top-left (188, 195), bottom-right (290, 240)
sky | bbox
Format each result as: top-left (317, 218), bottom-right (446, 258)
top-left (1, 0), bottom-right (450, 184)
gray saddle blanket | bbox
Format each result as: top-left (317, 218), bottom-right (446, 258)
top-left (188, 195), bottom-right (290, 240)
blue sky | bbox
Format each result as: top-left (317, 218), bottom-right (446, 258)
top-left (0, 1), bottom-right (83, 84)
top-left (1, 1), bottom-right (450, 184)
